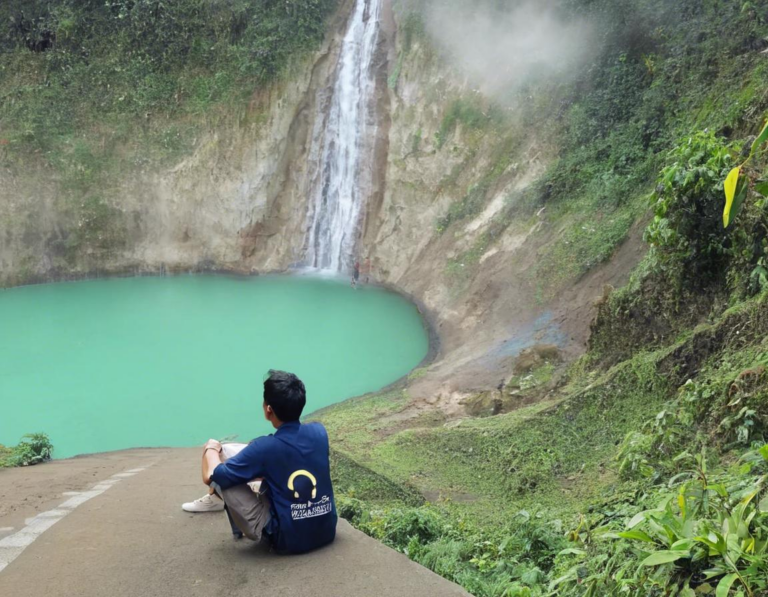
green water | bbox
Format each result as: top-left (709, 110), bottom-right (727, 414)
top-left (0, 275), bottom-right (429, 458)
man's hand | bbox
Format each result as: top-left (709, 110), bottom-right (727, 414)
top-left (204, 439), bottom-right (222, 453)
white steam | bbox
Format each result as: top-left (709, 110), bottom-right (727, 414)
top-left (424, 0), bottom-right (593, 96)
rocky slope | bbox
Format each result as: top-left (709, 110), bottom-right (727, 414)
top-left (0, 1), bottom-right (352, 282)
top-left (11, 0), bottom-right (762, 413)
top-left (0, 0), bottom-right (640, 415)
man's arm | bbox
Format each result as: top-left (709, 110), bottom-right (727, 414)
top-left (208, 439), bottom-right (267, 490)
top-left (202, 439), bottom-right (223, 486)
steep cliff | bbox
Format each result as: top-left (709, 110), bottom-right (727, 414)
top-left (0, 0), bottom-right (622, 410)
top-left (3, 0), bottom-right (767, 404)
top-left (0, 1), bottom-right (351, 283)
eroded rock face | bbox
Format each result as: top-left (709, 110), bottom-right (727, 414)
top-left (0, 1), bottom-right (355, 285)
top-left (0, 0), bottom-right (641, 400)
top-left (359, 7), bottom-right (560, 392)
top-left (0, 67), bottom-right (317, 281)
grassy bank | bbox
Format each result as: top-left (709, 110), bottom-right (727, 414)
top-left (320, 101), bottom-right (768, 596)
top-left (320, 284), bottom-right (768, 594)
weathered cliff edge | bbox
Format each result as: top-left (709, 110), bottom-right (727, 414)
top-left (0, 0), bottom-right (640, 408)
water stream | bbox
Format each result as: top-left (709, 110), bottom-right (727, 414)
top-left (304, 0), bottom-right (383, 273)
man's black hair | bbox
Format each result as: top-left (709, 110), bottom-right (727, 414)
top-left (263, 370), bottom-right (306, 422)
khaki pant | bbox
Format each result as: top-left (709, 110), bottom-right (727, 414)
top-left (212, 482), bottom-right (271, 541)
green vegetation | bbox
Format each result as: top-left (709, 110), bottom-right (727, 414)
top-left (341, 501), bottom-right (567, 596)
top-left (318, 389), bottom-right (410, 455)
top-left (0, 0), bottom-right (337, 158)
top-left (420, 0), bottom-right (768, 300)
top-left (0, 433), bottom-right (53, 467)
top-left (589, 128), bottom-right (768, 366)
top-left (533, 198), bottom-right (639, 301)
top-left (435, 99), bottom-right (497, 150)
top-left (645, 131), bottom-right (740, 282)
top-left (324, 292), bottom-right (768, 595)
top-left (437, 181), bottom-right (492, 234)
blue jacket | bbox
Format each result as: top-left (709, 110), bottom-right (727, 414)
top-left (211, 421), bottom-right (337, 554)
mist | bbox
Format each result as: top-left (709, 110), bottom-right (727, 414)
top-left (423, 0), bottom-right (594, 97)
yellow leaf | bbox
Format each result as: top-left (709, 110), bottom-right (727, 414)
top-left (723, 166), bottom-right (741, 228)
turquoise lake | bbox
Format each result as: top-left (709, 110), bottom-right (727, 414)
top-left (0, 275), bottom-right (429, 458)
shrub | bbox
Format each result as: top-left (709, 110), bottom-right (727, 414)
top-left (3, 433), bottom-right (54, 467)
top-left (645, 131), bottom-right (739, 284)
top-left (551, 444), bottom-right (768, 597)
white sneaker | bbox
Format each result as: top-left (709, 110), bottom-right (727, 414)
top-left (182, 493), bottom-right (225, 513)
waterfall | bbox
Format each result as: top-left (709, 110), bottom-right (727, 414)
top-left (304, 0), bottom-right (383, 273)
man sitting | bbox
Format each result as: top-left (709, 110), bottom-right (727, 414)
top-left (187, 370), bottom-right (337, 554)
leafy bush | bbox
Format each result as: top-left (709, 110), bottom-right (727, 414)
top-left (2, 433), bottom-right (54, 467)
top-left (555, 447), bottom-right (768, 597)
top-left (357, 506), bottom-right (448, 548)
top-left (337, 498), bottom-right (568, 597)
top-left (645, 131), bottom-right (739, 283)
top-left (617, 342), bottom-right (768, 483)
top-left (642, 126), bottom-right (768, 299)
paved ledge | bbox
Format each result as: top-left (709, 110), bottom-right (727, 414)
top-left (0, 448), bottom-right (470, 597)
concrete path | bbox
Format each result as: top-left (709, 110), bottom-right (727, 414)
top-left (0, 448), bottom-right (470, 597)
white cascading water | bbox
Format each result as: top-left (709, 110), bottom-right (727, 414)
top-left (304, 0), bottom-right (383, 273)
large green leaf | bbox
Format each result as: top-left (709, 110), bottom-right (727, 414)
top-left (716, 572), bottom-right (738, 597)
top-left (754, 180), bottom-right (768, 197)
top-left (628, 511), bottom-right (650, 529)
top-left (750, 120), bottom-right (768, 157)
top-left (618, 530), bottom-right (656, 543)
top-left (696, 533), bottom-right (727, 555)
top-left (641, 549), bottom-right (690, 566)
top-left (671, 538), bottom-right (695, 552)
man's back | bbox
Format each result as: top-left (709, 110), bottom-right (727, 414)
top-left (211, 421), bottom-right (337, 554)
